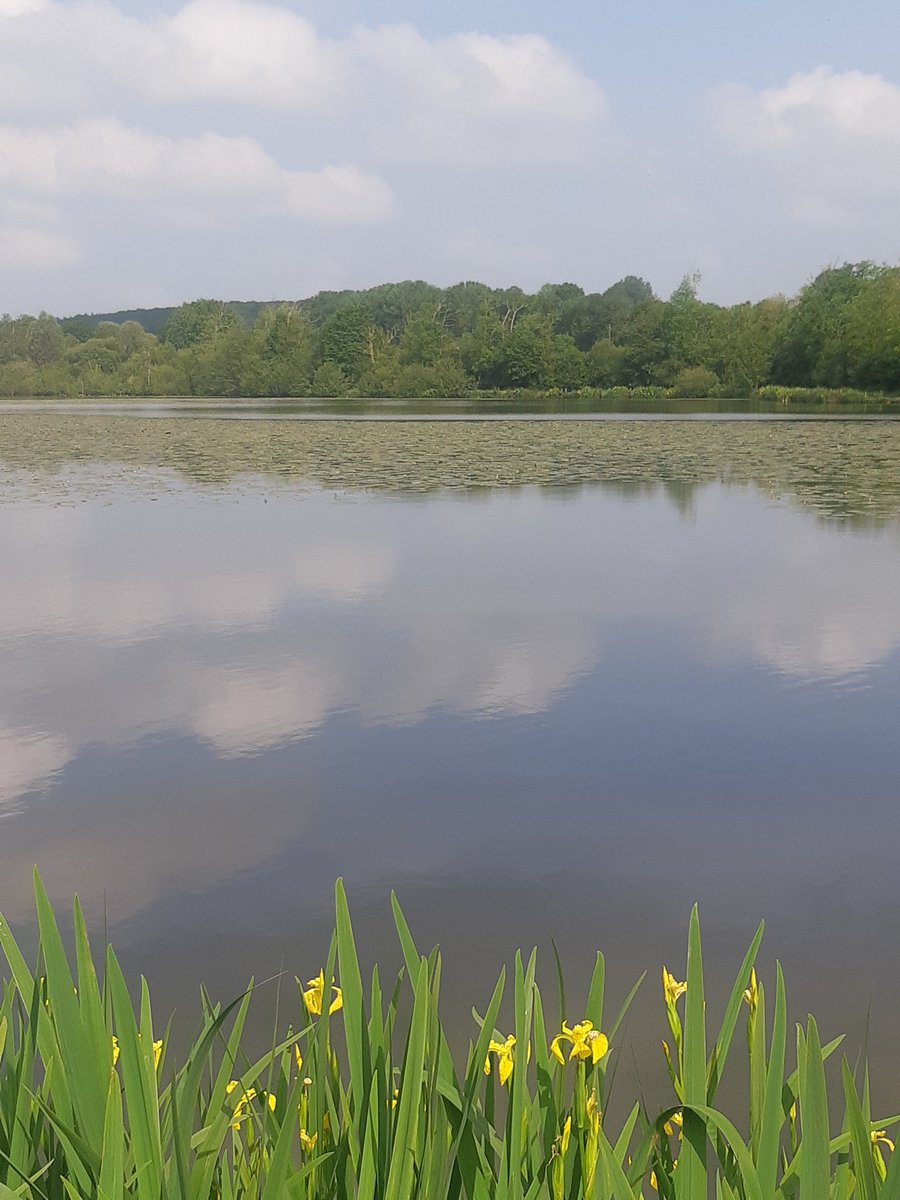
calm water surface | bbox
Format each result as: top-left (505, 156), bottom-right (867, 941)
top-left (2, 405), bottom-right (900, 1105)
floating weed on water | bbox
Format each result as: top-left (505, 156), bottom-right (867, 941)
top-left (0, 871), bottom-right (897, 1199)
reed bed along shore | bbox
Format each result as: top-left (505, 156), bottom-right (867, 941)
top-left (0, 872), bottom-right (897, 1200)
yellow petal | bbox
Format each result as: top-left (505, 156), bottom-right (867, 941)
top-left (561, 1116), bottom-right (572, 1156)
top-left (498, 1053), bottom-right (514, 1087)
top-left (872, 1130), bottom-right (896, 1151)
top-left (590, 1032), bottom-right (609, 1065)
top-left (302, 971), bottom-right (324, 1016)
top-left (663, 967), bottom-right (687, 1005)
top-left (294, 1045), bottom-right (303, 1073)
top-left (329, 986), bottom-right (343, 1015)
top-left (550, 1035), bottom-right (566, 1065)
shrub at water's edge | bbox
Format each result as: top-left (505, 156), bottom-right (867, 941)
top-left (0, 871), bottom-right (897, 1199)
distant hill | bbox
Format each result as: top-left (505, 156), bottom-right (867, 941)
top-left (60, 300), bottom-right (293, 337)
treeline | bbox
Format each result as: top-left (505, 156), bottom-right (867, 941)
top-left (2, 263), bottom-right (900, 399)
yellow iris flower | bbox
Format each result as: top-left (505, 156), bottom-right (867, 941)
top-left (226, 1082), bottom-right (276, 1130)
top-left (742, 968), bottom-right (759, 1011)
top-left (872, 1130), bottom-right (895, 1179)
top-left (226, 1081), bottom-right (255, 1129)
top-left (664, 1111), bottom-right (683, 1137)
top-left (111, 1035), bottom-right (163, 1070)
top-left (300, 1129), bottom-right (318, 1153)
top-left (483, 1034), bottom-right (516, 1085)
top-left (302, 971), bottom-right (343, 1016)
top-left (662, 968), bottom-right (687, 1006)
top-left (550, 1021), bottom-right (608, 1066)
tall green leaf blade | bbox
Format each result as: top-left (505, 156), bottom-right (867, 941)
top-left (798, 1017), bottom-right (830, 1200)
top-left (840, 1059), bottom-right (876, 1200)
top-left (105, 948), bottom-right (161, 1200)
top-left (335, 878), bottom-right (369, 1126)
top-left (677, 905), bottom-right (707, 1200)
top-left (757, 962), bottom-right (787, 1197)
top-left (97, 1069), bottom-right (124, 1200)
top-left (384, 958), bottom-right (429, 1200)
top-left (33, 872), bottom-right (106, 1147)
top-left (707, 921), bottom-right (764, 1103)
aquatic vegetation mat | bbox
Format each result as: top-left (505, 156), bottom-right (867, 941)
top-left (0, 872), bottom-right (897, 1198)
top-left (3, 413), bottom-right (900, 526)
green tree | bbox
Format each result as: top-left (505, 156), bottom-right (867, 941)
top-left (312, 361), bottom-right (350, 396)
top-left (584, 338), bottom-right (627, 387)
top-left (398, 305), bottom-right (454, 366)
top-left (459, 304), bottom-right (506, 387)
top-left (161, 300), bottom-right (239, 349)
top-left (442, 281), bottom-right (494, 337)
top-left (718, 298), bottom-right (788, 394)
top-left (617, 299), bottom-right (674, 385)
top-left (670, 365), bottom-right (721, 397)
top-left (770, 262), bottom-right (883, 385)
top-left (240, 306), bottom-right (314, 395)
top-left (26, 313), bottom-right (66, 366)
top-left (497, 313), bottom-right (554, 388)
top-left (841, 268), bottom-right (900, 391)
top-left (319, 305), bottom-right (371, 379)
top-left (551, 335), bottom-right (587, 390)
top-left (565, 277), bottom-right (655, 349)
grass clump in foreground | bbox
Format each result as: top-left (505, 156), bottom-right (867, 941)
top-left (0, 874), bottom-right (898, 1200)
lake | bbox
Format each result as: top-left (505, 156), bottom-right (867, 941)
top-left (2, 402), bottom-right (900, 1108)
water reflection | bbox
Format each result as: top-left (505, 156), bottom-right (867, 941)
top-left (1, 412), bottom-right (900, 1107)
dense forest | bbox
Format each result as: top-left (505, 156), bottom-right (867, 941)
top-left (2, 262), bottom-right (900, 399)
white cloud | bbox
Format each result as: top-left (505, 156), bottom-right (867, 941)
top-left (0, 226), bottom-right (80, 271)
top-left (151, 0), bottom-right (341, 109)
top-left (0, 0), bottom-right (46, 15)
top-left (0, 0), bottom-right (604, 166)
top-left (280, 165), bottom-right (394, 225)
top-left (0, 120), bottom-right (394, 226)
top-left (715, 67), bottom-right (900, 214)
top-left (348, 24), bottom-right (605, 164)
top-left (0, 0), bottom-right (605, 290)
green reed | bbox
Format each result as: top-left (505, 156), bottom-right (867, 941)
top-left (0, 871), bottom-right (897, 1199)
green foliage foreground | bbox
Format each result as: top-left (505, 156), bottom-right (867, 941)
top-left (0, 874), bottom-right (898, 1200)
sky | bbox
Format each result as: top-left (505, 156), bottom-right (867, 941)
top-left (1, 0), bottom-right (900, 315)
